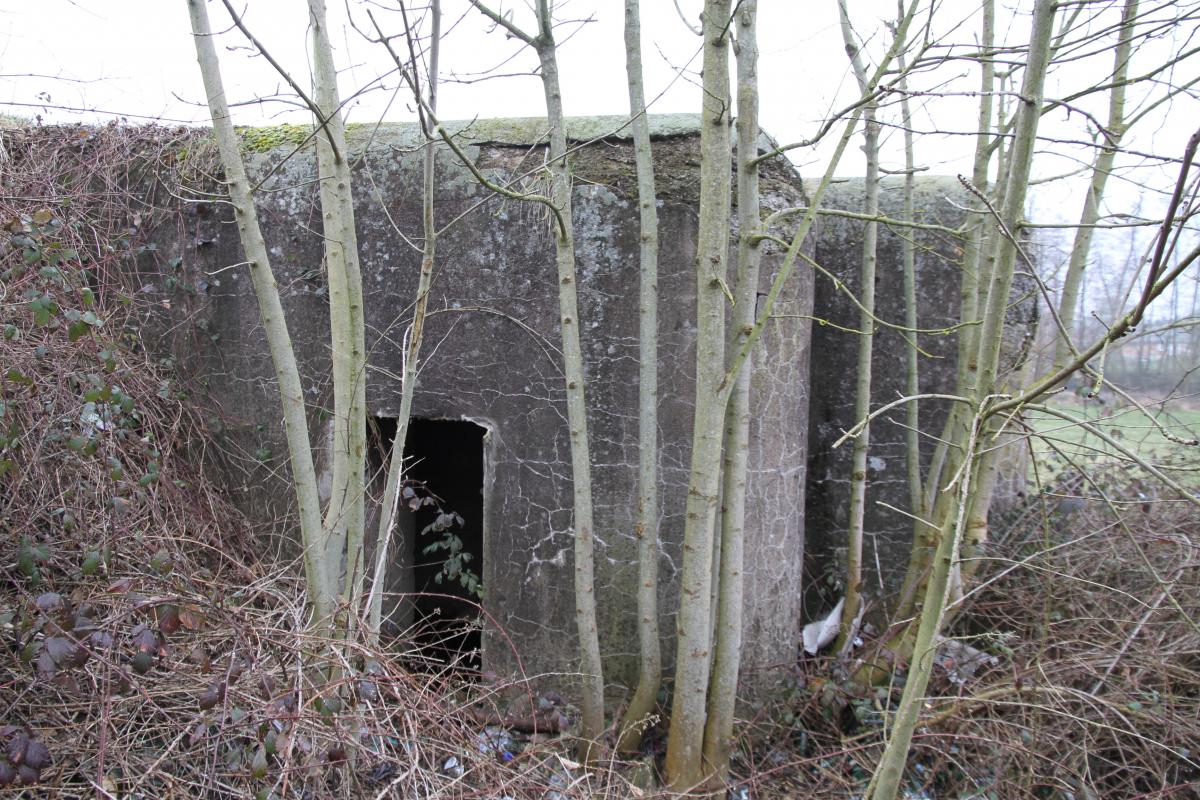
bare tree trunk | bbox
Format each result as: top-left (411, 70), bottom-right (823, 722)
top-left (897, 52), bottom-right (922, 522)
top-left (368, 0), bottom-right (441, 644)
top-left (664, 0), bottom-right (733, 789)
top-left (901, 0), bottom-right (994, 626)
top-left (725, 0), bottom-right (917, 390)
top-left (974, 10), bottom-right (1052, 414)
top-left (701, 0), bottom-right (757, 784)
top-left (658, 1), bottom-right (915, 784)
top-left (865, 4), bottom-right (1057, 796)
top-left (865, 425), bottom-right (980, 800)
top-left (616, 0), bottom-right (662, 756)
top-left (894, 0), bottom-right (1053, 664)
top-left (461, 0), bottom-right (604, 759)
top-left (836, 0), bottom-right (881, 653)
top-left (530, 0), bottom-right (606, 761)
top-left (309, 0), bottom-right (368, 614)
top-left (186, 0), bottom-right (334, 624)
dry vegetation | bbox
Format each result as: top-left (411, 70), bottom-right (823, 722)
top-left (0, 126), bottom-right (630, 799)
top-left (944, 473), bottom-right (1200, 797)
top-left (757, 468), bottom-right (1200, 799)
top-left (3, 125), bottom-right (1198, 798)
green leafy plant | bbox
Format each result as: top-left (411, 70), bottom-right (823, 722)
top-left (403, 481), bottom-right (483, 599)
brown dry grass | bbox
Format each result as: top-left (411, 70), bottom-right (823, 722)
top-left (738, 469), bottom-right (1200, 798)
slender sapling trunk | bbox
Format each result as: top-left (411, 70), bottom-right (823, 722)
top-left (701, 0), bottom-right (758, 785)
top-left (186, 0), bottom-right (335, 624)
top-left (616, 0), bottom-right (662, 755)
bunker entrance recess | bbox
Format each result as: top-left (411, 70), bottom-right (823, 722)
top-left (368, 417), bottom-right (487, 667)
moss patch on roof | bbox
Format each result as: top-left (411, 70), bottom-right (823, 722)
top-left (809, 175), bottom-right (968, 225)
top-left (333, 114), bottom-right (703, 152)
top-left (442, 113), bottom-right (702, 145)
top-left (237, 124), bottom-right (313, 153)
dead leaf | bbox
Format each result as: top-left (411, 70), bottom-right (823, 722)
top-left (34, 593), bottom-right (63, 613)
top-left (106, 578), bottom-right (134, 594)
top-left (178, 607), bottom-right (205, 631)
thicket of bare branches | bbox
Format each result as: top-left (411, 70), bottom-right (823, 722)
top-left (945, 471), bottom-right (1200, 797)
top-left (729, 470), bottom-right (1199, 798)
top-left (0, 124), bottom-right (662, 799)
top-left (3, 0), bottom-right (1200, 794)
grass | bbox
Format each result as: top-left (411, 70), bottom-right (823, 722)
top-left (1022, 394), bottom-right (1200, 492)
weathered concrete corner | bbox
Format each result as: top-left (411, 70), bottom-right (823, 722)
top-left (803, 176), bottom-right (1037, 617)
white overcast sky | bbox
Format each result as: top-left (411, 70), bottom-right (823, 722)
top-left (1, 0), bottom-right (1197, 235)
top-left (0, 3), bottom-right (858, 125)
top-left (0, 1), bottom-right (1015, 175)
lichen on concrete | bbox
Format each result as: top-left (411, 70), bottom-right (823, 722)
top-left (139, 115), bottom-right (812, 700)
top-left (803, 175), bottom-right (1037, 620)
top-left (236, 123), bottom-right (314, 153)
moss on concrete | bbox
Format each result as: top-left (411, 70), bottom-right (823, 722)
top-left (237, 123), bottom-right (313, 153)
top-left (233, 115), bottom-right (703, 157)
top-left (443, 113), bottom-right (701, 145)
top-left (810, 175), bottom-right (968, 226)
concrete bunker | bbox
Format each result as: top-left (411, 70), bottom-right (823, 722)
top-left (803, 176), bottom-right (1038, 619)
top-left (6, 120), bottom-right (1041, 702)
top-left (148, 114), bottom-right (813, 697)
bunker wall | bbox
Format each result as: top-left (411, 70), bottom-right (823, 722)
top-left (145, 119), bottom-right (813, 695)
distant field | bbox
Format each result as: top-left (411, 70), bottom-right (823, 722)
top-left (1021, 396), bottom-right (1200, 492)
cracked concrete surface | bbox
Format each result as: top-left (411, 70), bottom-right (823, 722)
top-left (804, 176), bottom-right (1037, 620)
top-left (145, 116), bottom-right (812, 699)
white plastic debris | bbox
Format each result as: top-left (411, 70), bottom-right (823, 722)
top-left (803, 598), bottom-right (843, 655)
top-left (934, 635), bottom-right (999, 684)
top-left (802, 597), bottom-right (863, 655)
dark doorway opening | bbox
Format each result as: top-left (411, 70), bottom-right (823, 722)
top-left (367, 416), bottom-right (486, 669)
